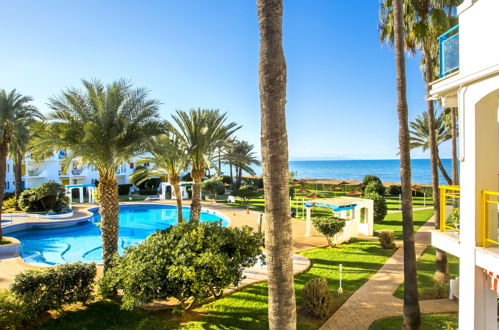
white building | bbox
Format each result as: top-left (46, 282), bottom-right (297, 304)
top-left (429, 0), bottom-right (499, 328)
top-left (4, 150), bottom-right (147, 194)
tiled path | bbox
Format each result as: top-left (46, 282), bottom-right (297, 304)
top-left (321, 216), bottom-right (458, 330)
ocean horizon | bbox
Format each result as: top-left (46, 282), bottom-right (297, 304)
top-left (223, 159), bottom-right (455, 185)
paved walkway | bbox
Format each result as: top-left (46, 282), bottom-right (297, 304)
top-left (321, 216), bottom-right (458, 330)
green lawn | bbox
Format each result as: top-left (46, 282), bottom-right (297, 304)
top-left (368, 313), bottom-right (458, 330)
top-left (35, 240), bottom-right (394, 330)
top-left (385, 195), bottom-right (433, 210)
top-left (393, 246), bottom-right (459, 300)
top-left (374, 209), bottom-right (434, 240)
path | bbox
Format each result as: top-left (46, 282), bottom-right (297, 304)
top-left (321, 216), bottom-right (458, 330)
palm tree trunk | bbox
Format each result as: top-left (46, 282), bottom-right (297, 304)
top-left (14, 151), bottom-right (23, 210)
top-left (437, 154), bottom-right (452, 185)
top-left (170, 176), bottom-right (183, 223)
top-left (393, 0), bottom-right (421, 328)
top-left (423, 42), bottom-right (449, 284)
top-left (98, 171), bottom-right (120, 273)
top-left (190, 168), bottom-right (204, 222)
top-left (229, 160), bottom-right (233, 184)
top-left (257, 1), bottom-right (296, 328)
top-left (451, 108), bottom-right (459, 185)
top-left (236, 165), bottom-right (242, 189)
top-left (0, 141), bottom-right (7, 240)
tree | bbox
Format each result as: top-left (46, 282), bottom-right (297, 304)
top-left (409, 111), bottom-right (452, 184)
top-left (225, 140), bottom-right (261, 189)
top-left (9, 112), bottom-right (42, 207)
top-left (167, 109), bottom-right (239, 222)
top-left (312, 216), bottom-right (346, 247)
top-left (0, 90), bottom-right (38, 240)
top-left (389, 0), bottom-right (421, 327)
top-left (32, 79), bottom-right (163, 272)
top-left (257, 0), bottom-right (297, 328)
top-left (201, 177), bottom-right (225, 200)
top-left (379, 0), bottom-right (459, 284)
top-left (129, 135), bottom-right (188, 223)
top-left (233, 185), bottom-right (258, 204)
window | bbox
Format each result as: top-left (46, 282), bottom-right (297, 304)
top-left (130, 163), bottom-right (134, 169)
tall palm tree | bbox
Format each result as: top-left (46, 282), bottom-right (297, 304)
top-left (167, 109), bottom-right (239, 222)
top-left (443, 107), bottom-right (459, 184)
top-left (129, 135), bottom-right (188, 223)
top-left (257, 0), bottom-right (296, 328)
top-left (9, 112), bottom-right (43, 205)
top-left (0, 90), bottom-right (37, 240)
top-left (225, 140), bottom-right (261, 189)
top-left (32, 79), bottom-right (163, 272)
top-left (391, 0), bottom-right (421, 327)
top-left (409, 111), bottom-right (452, 184)
top-left (380, 0), bottom-right (459, 285)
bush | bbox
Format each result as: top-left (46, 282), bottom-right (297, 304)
top-left (233, 185), bottom-right (258, 204)
top-left (3, 197), bottom-right (17, 210)
top-left (222, 175), bottom-right (233, 185)
top-left (362, 175), bottom-right (382, 187)
top-left (0, 290), bottom-right (27, 329)
top-left (201, 177), bottom-right (225, 197)
top-left (10, 262), bottom-right (96, 315)
top-left (289, 186), bottom-right (295, 198)
top-left (3, 192), bottom-right (15, 200)
top-left (312, 217), bottom-right (346, 247)
top-left (118, 184), bottom-right (132, 195)
top-left (388, 185), bottom-right (402, 196)
top-left (18, 181), bottom-right (69, 212)
top-left (377, 230), bottom-right (396, 249)
top-left (139, 189), bottom-right (158, 196)
top-left (417, 186), bottom-right (433, 197)
top-left (99, 222), bottom-right (264, 311)
top-left (364, 181), bottom-right (386, 196)
top-left (301, 278), bottom-right (334, 320)
top-left (365, 192), bottom-right (387, 223)
top-left (250, 177), bottom-right (264, 189)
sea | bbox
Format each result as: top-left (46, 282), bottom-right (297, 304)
top-left (223, 159), bottom-right (455, 185)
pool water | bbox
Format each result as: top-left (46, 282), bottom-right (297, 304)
top-left (11, 204), bottom-right (228, 266)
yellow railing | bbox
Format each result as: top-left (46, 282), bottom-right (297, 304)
top-left (439, 185), bottom-right (461, 232)
top-left (481, 191), bottom-right (499, 247)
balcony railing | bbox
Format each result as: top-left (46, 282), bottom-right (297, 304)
top-left (438, 25), bottom-right (459, 78)
top-left (481, 191), bottom-right (499, 247)
top-left (439, 185), bottom-right (461, 232)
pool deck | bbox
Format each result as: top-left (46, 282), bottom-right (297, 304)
top-left (0, 200), bottom-right (327, 289)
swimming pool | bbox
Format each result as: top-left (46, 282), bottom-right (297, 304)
top-left (11, 204), bottom-right (229, 267)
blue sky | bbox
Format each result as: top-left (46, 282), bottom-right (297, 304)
top-left (0, 0), bottom-right (450, 160)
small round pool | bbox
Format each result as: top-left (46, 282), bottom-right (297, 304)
top-left (11, 204), bottom-right (228, 267)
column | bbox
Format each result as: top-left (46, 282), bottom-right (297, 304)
top-left (79, 187), bottom-right (84, 203)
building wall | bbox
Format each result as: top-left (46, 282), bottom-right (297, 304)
top-left (458, 0), bottom-right (499, 76)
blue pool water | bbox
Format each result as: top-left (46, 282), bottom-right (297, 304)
top-left (11, 204), bottom-right (228, 267)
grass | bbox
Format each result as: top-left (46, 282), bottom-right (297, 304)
top-left (385, 195), bottom-right (433, 210)
top-left (393, 246), bottom-right (459, 300)
top-left (35, 240), bottom-right (394, 330)
top-left (368, 313), bottom-right (458, 330)
top-left (374, 209), bottom-right (434, 240)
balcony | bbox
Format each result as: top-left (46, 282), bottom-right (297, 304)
top-left (438, 25), bottom-right (459, 78)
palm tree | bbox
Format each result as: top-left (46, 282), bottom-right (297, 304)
top-left (167, 109), bottom-right (239, 222)
top-left (391, 0), bottom-right (421, 327)
top-left (0, 90), bottom-right (37, 240)
top-left (9, 113), bottom-right (43, 206)
top-left (129, 135), bottom-right (188, 223)
top-left (380, 0), bottom-right (459, 285)
top-left (443, 107), bottom-right (459, 184)
top-left (32, 79), bottom-right (163, 272)
top-left (409, 111), bottom-right (452, 184)
top-left (257, 0), bottom-right (296, 328)
top-left (225, 140), bottom-right (261, 189)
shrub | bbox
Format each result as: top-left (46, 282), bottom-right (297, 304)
top-left (233, 185), bottom-right (258, 204)
top-left (201, 177), bottom-right (225, 197)
top-left (377, 230), bottom-right (396, 249)
top-left (301, 277), bottom-right (333, 320)
top-left (387, 184), bottom-right (402, 196)
top-left (99, 222), bottom-right (264, 311)
top-left (312, 217), bottom-right (346, 247)
top-left (364, 181), bottom-right (386, 196)
top-left (365, 192), bottom-right (387, 223)
top-left (289, 186), bottom-right (295, 198)
top-left (10, 262), bottom-right (96, 315)
top-left (139, 189), bottom-right (158, 196)
top-left (250, 177), bottom-right (264, 189)
top-left (0, 290), bottom-right (27, 329)
top-left (222, 175), bottom-right (233, 185)
top-left (3, 192), bottom-right (15, 200)
top-left (118, 184), bottom-right (132, 195)
top-left (18, 181), bottom-right (69, 212)
top-left (3, 197), bottom-right (17, 210)
top-left (417, 186), bottom-right (433, 197)
top-left (362, 175), bottom-right (382, 187)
